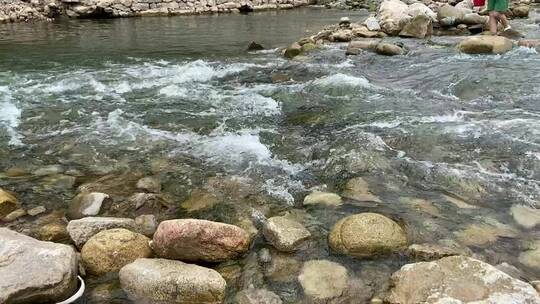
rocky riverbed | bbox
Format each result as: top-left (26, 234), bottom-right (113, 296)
top-left (1, 2), bottom-right (540, 303)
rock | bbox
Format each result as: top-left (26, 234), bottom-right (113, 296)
top-left (152, 219), bottom-right (250, 262)
top-left (438, 4), bottom-right (466, 23)
top-left (298, 260), bottom-right (349, 302)
top-left (264, 251), bottom-right (302, 282)
top-left (5, 167), bottom-right (28, 177)
top-left (284, 42), bottom-right (302, 59)
top-left (496, 262), bottom-right (526, 280)
top-left (235, 288), bottom-right (282, 304)
top-left (458, 36), bottom-right (513, 54)
top-left (518, 39), bottom-right (540, 50)
top-left (519, 241), bottom-right (540, 270)
top-left (339, 17), bottom-right (351, 28)
top-left (134, 214), bottom-right (157, 236)
top-left (298, 37), bottom-right (315, 45)
top-left (385, 256), bottom-right (540, 303)
top-left (462, 13), bottom-right (488, 25)
top-left (511, 204), bottom-right (540, 229)
top-left (33, 164), bottom-right (64, 176)
top-left (119, 258), bottom-right (226, 304)
top-left (301, 42), bottom-right (318, 52)
top-left (531, 281), bottom-right (540, 293)
top-left (67, 192), bottom-right (109, 219)
top-left (3, 208), bottom-right (26, 222)
top-left (262, 215), bottom-right (311, 252)
top-left (27, 205), bottom-right (46, 216)
top-left (67, 216), bottom-right (137, 248)
top-left (407, 3), bottom-right (437, 21)
top-left (39, 222), bottom-right (70, 242)
top-left (341, 177), bottom-right (381, 203)
top-left (407, 242), bottom-right (471, 261)
top-left (247, 41), bottom-right (265, 51)
top-left (377, 0), bottom-right (410, 35)
top-left (442, 194), bottom-right (478, 209)
top-left (364, 16), bottom-right (381, 31)
top-left (181, 189), bottom-right (220, 212)
top-left (81, 228), bottom-right (152, 275)
top-left (375, 42), bottom-right (406, 56)
top-left (439, 16), bottom-right (457, 27)
top-left (41, 174), bottom-right (76, 191)
top-left (455, 222), bottom-right (518, 246)
top-left (0, 188), bottom-right (19, 218)
top-left (0, 228), bottom-right (78, 303)
top-left (400, 14), bottom-right (432, 39)
top-left (512, 5), bottom-right (530, 18)
top-left (329, 213), bottom-right (407, 258)
top-left (353, 26), bottom-right (380, 38)
top-left (347, 39), bottom-right (382, 55)
top-left (303, 191), bottom-right (342, 206)
top-left (332, 29), bottom-right (354, 42)
top-left (136, 176), bottom-right (161, 193)
top-left (499, 28), bottom-right (525, 40)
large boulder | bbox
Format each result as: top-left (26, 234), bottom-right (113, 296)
top-left (151, 219), bottom-right (250, 262)
top-left (262, 215), bottom-right (311, 252)
top-left (67, 192), bottom-right (109, 219)
top-left (329, 213), bottom-right (407, 258)
top-left (119, 258), bottom-right (226, 304)
top-left (298, 260), bottom-right (349, 302)
top-left (438, 4), bottom-right (467, 23)
top-left (81, 228), bottom-right (152, 275)
top-left (377, 0), bottom-right (411, 35)
top-left (400, 14), bottom-right (433, 39)
top-left (407, 3), bottom-right (437, 21)
top-left (458, 36), bottom-right (513, 54)
top-left (461, 13), bottom-right (488, 25)
top-left (0, 228), bottom-right (78, 303)
top-left (511, 5), bottom-right (530, 18)
top-left (385, 256), bottom-right (540, 303)
top-left (67, 216), bottom-right (137, 248)
top-left (0, 188), bottom-right (19, 218)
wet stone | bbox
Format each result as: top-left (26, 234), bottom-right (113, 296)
top-left (67, 216), bottom-right (137, 248)
top-left (67, 192), bottom-right (110, 219)
top-left (298, 260), bottom-right (349, 302)
top-left (303, 191), bottom-right (342, 206)
top-left (33, 164), bottom-right (64, 176)
top-left (136, 176), bottom-right (161, 193)
top-left (511, 204), bottom-right (540, 229)
top-left (3, 208), bottom-right (26, 222)
top-left (263, 215), bottom-right (311, 252)
top-left (235, 288), bottom-right (283, 304)
top-left (0, 188), bottom-right (19, 218)
top-left (27, 205), bottom-right (46, 216)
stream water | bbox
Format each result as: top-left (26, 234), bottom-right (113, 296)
top-left (1, 6), bottom-right (540, 303)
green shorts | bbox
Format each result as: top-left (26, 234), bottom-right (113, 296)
top-left (488, 0), bottom-right (508, 12)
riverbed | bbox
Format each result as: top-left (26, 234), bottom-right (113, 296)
top-left (1, 6), bottom-right (540, 303)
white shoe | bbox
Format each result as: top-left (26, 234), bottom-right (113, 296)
top-left (504, 25), bottom-right (512, 31)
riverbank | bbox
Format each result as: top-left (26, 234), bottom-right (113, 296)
top-left (1, 3), bottom-right (540, 304)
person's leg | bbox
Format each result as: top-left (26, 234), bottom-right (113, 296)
top-left (499, 11), bottom-right (510, 30)
top-left (489, 11), bottom-right (498, 34)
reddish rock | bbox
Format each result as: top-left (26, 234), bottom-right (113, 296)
top-left (152, 219), bottom-right (251, 262)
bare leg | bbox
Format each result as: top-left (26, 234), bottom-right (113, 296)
top-left (499, 13), bottom-right (510, 29)
top-left (489, 11), bottom-right (498, 34)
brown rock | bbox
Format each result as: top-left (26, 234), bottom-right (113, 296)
top-left (152, 219), bottom-right (250, 262)
top-left (400, 14), bottom-right (433, 39)
top-left (284, 42), bottom-right (302, 59)
top-left (81, 228), bottom-right (152, 275)
top-left (375, 42), bottom-right (406, 56)
top-left (0, 188), bottom-right (19, 218)
top-left (458, 36), bottom-right (513, 54)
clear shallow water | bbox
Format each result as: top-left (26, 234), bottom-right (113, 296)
top-left (1, 6), bottom-right (540, 303)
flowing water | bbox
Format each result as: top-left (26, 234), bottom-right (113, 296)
top-left (1, 6), bottom-right (540, 303)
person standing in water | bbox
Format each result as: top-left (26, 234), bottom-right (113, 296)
top-left (488, 0), bottom-right (511, 34)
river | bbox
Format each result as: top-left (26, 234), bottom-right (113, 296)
top-left (1, 6), bottom-right (540, 303)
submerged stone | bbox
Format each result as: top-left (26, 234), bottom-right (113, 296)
top-left (284, 42), bottom-right (302, 59)
top-left (329, 213), bottom-right (407, 258)
top-left (342, 177), bottom-right (381, 203)
top-left (298, 260), bottom-right (349, 302)
top-left (235, 288), bottom-right (282, 304)
top-left (263, 215), bottom-right (311, 252)
top-left (67, 216), bottom-right (137, 248)
top-left (303, 191), bottom-right (342, 206)
top-left (511, 204), bottom-right (540, 229)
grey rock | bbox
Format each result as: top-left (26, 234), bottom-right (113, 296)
top-left (263, 216), bottom-right (311, 252)
top-left (67, 192), bottom-right (109, 219)
top-left (136, 176), bottom-right (161, 193)
top-left (67, 216), bottom-right (137, 248)
top-left (0, 228), bottom-right (78, 303)
top-left (119, 258), bottom-right (226, 304)
top-left (235, 288), bottom-right (282, 304)
top-left (134, 214), bottom-right (157, 236)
